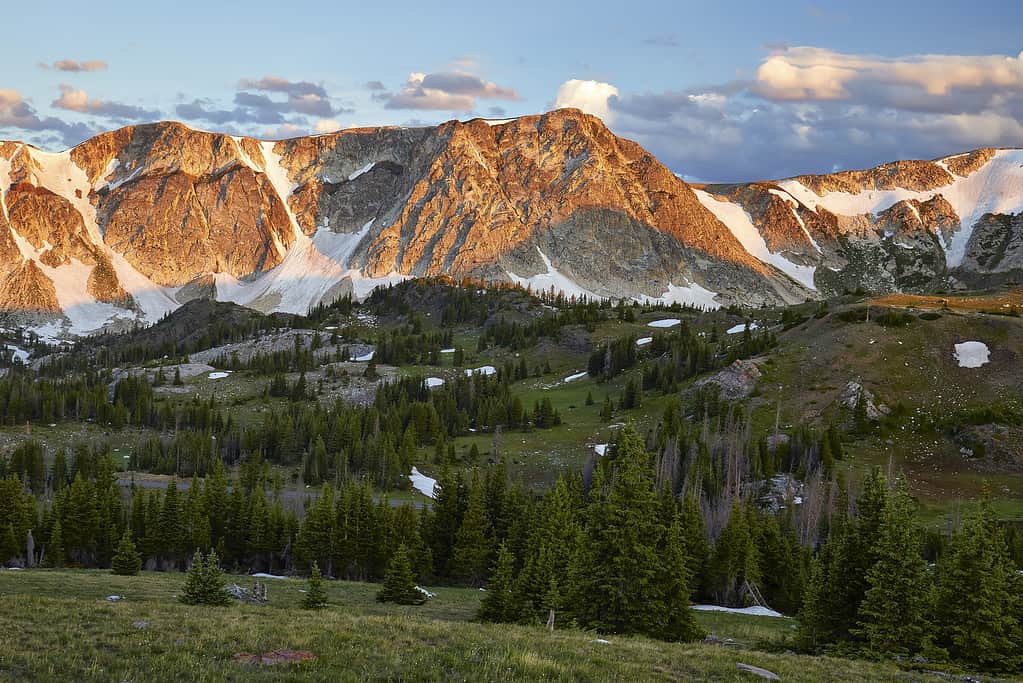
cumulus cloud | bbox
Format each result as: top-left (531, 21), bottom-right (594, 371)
top-left (553, 79), bottom-right (620, 122)
top-left (576, 47), bottom-right (1023, 181)
top-left (0, 88), bottom-right (95, 146)
top-left (51, 85), bottom-right (159, 120)
top-left (384, 71), bottom-right (519, 111)
top-left (38, 59), bottom-right (108, 72)
top-left (313, 119), bottom-right (341, 134)
top-left (262, 123), bottom-right (305, 138)
top-left (753, 47), bottom-right (1023, 109)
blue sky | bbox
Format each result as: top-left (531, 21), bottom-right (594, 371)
top-left (2, 0), bottom-right (1022, 180)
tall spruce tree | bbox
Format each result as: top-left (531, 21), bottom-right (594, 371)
top-left (450, 474), bottom-right (494, 586)
top-left (854, 478), bottom-right (928, 655)
top-left (111, 530), bottom-right (142, 576)
top-left (932, 490), bottom-right (1022, 671)
top-left (478, 542), bottom-right (520, 622)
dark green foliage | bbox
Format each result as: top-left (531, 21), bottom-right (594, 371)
top-left (477, 542), bottom-right (519, 622)
top-left (302, 562), bottom-right (329, 609)
top-left (111, 530), bottom-right (142, 576)
top-left (179, 550), bottom-right (231, 606)
top-left (377, 545), bottom-right (426, 605)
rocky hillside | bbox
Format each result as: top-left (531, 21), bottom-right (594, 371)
top-left (1, 109), bottom-right (1022, 337)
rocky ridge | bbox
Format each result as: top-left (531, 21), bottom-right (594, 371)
top-left (1, 110), bottom-right (1022, 337)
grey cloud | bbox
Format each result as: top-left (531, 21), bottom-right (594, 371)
top-left (38, 59), bottom-right (108, 72)
top-left (51, 85), bottom-right (159, 121)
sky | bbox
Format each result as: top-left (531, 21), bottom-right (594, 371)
top-left (2, 0), bottom-right (1022, 181)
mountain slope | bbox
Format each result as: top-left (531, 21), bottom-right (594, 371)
top-left (2, 110), bottom-right (1022, 337)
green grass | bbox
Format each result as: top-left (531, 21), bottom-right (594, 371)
top-left (0, 569), bottom-right (959, 682)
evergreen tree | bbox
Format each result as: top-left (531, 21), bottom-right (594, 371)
top-left (179, 550), bottom-right (232, 606)
top-left (477, 542), bottom-right (519, 622)
top-left (657, 517), bottom-right (706, 642)
top-left (46, 519), bottom-right (65, 568)
top-left (302, 561), bottom-right (329, 609)
top-left (854, 478), bottom-right (928, 655)
top-left (932, 489), bottom-right (1022, 671)
top-left (0, 523), bottom-right (18, 564)
top-left (377, 545), bottom-right (426, 605)
top-left (571, 426), bottom-right (696, 640)
top-left (450, 475), bottom-right (494, 585)
top-left (111, 530), bottom-right (142, 576)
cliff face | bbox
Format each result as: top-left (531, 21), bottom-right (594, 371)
top-left (1, 110), bottom-right (1022, 337)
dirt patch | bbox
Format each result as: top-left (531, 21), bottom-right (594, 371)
top-left (233, 650), bottom-right (316, 666)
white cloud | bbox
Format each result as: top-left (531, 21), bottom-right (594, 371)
top-left (313, 119), bottom-right (341, 134)
top-left (754, 47), bottom-right (1023, 104)
top-left (384, 71), bottom-right (518, 111)
top-left (554, 79), bottom-right (620, 123)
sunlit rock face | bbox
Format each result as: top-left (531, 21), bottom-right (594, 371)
top-left (1, 110), bottom-right (1022, 336)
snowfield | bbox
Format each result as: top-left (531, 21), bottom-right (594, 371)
top-left (954, 341), bottom-right (990, 368)
top-left (563, 371), bottom-right (587, 382)
top-left (648, 319), bottom-right (681, 328)
top-left (208, 371), bottom-right (230, 380)
top-left (409, 467), bottom-right (438, 498)
top-left (636, 337), bottom-right (653, 346)
top-left (424, 377), bottom-right (445, 388)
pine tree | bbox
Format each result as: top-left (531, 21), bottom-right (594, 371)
top-left (657, 518), bottom-right (706, 642)
top-left (377, 545), bottom-right (426, 605)
top-left (302, 561), bottom-right (329, 609)
top-left (854, 478), bottom-right (928, 655)
top-left (111, 530), bottom-right (142, 576)
top-left (571, 426), bottom-right (694, 640)
top-left (932, 489), bottom-right (1022, 671)
top-left (46, 519), bottom-right (65, 568)
top-left (450, 475), bottom-right (494, 586)
top-left (478, 542), bottom-right (519, 622)
top-left (0, 523), bottom-right (18, 564)
top-left (179, 550), bottom-right (232, 606)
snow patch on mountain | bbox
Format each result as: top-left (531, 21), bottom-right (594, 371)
top-left (507, 247), bottom-right (602, 301)
top-left (778, 150), bottom-right (1023, 268)
top-left (695, 189), bottom-right (817, 290)
top-left (767, 188), bottom-right (821, 252)
top-left (645, 281), bottom-right (721, 310)
top-left (348, 162), bottom-right (376, 181)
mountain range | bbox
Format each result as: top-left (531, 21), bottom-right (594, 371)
top-left (2, 107), bottom-right (1022, 338)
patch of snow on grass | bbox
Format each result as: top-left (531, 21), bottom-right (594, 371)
top-left (251, 573), bottom-right (288, 579)
top-left (648, 318), bottom-right (681, 328)
top-left (354, 350), bottom-right (375, 362)
top-left (410, 467), bottom-right (437, 498)
top-left (564, 371), bottom-right (587, 382)
top-left (726, 322), bottom-right (760, 334)
top-left (692, 604), bottom-right (783, 618)
top-left (465, 365), bottom-right (497, 376)
top-left (954, 341), bottom-right (990, 368)
top-left (424, 377), bottom-right (445, 388)
top-left (208, 371), bottom-right (231, 380)
top-left (440, 348), bottom-right (456, 353)
top-left (636, 337), bottom-right (653, 346)
top-left (594, 444), bottom-right (608, 456)
top-left (5, 345), bottom-right (29, 363)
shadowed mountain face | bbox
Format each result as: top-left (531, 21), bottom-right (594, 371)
top-left (1, 109), bottom-right (1022, 337)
